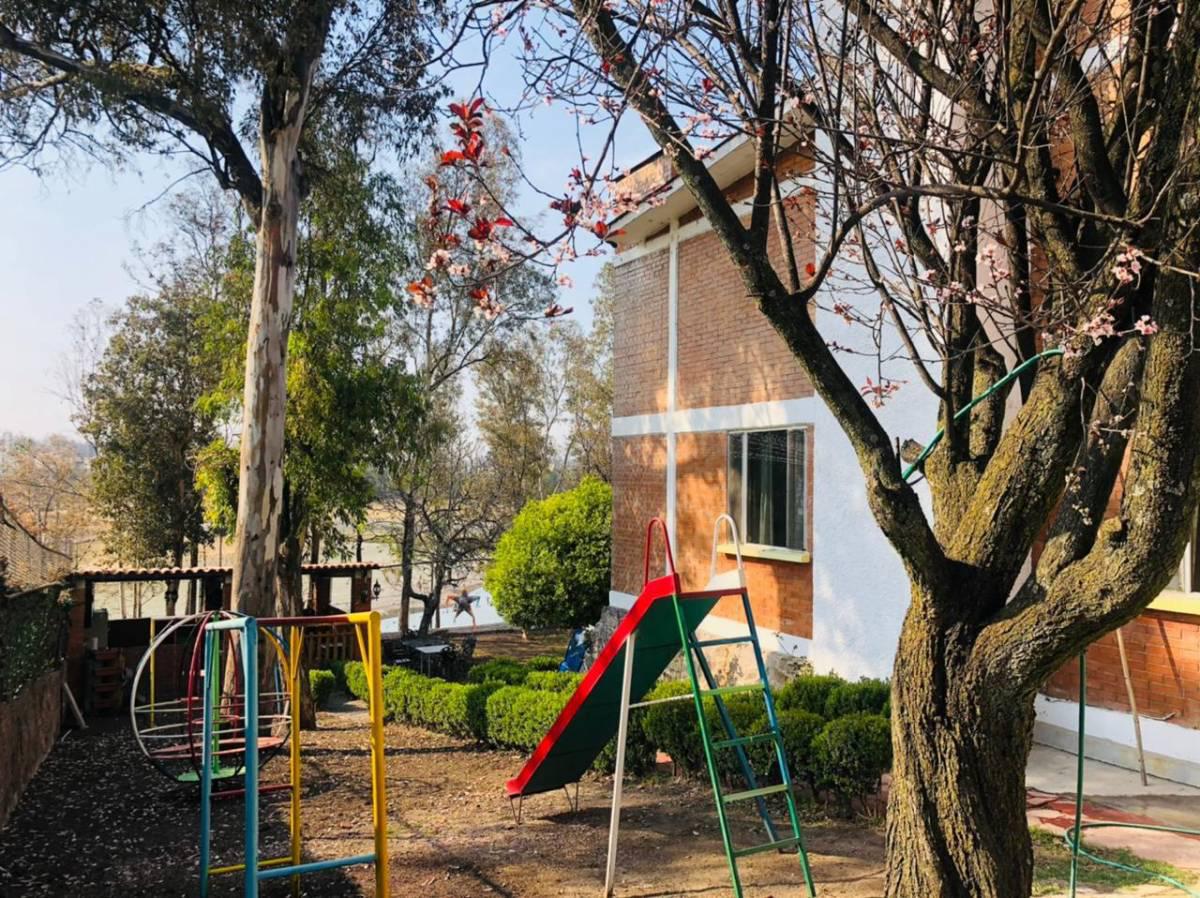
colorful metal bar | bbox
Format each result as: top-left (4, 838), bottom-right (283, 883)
top-left (289, 625), bottom-right (302, 898)
top-left (367, 612), bottom-right (390, 897)
top-left (198, 625), bottom-right (216, 898)
top-left (257, 853), bottom-right (378, 881)
top-left (242, 618), bottom-right (260, 896)
top-left (207, 856), bottom-right (293, 876)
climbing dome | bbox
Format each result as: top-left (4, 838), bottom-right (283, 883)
top-left (130, 611), bottom-right (290, 785)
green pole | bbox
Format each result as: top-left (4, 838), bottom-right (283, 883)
top-left (1069, 652), bottom-right (1086, 898)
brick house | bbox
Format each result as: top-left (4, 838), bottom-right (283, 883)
top-left (604, 136), bottom-right (1200, 784)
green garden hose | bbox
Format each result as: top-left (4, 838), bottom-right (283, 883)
top-left (899, 349), bottom-right (1200, 895)
top-left (900, 349), bottom-right (1065, 483)
top-left (1068, 653), bottom-right (1200, 897)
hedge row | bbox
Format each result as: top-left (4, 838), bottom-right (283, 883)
top-left (337, 661), bottom-right (892, 802)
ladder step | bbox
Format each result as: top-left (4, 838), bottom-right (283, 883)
top-left (700, 683), bottom-right (764, 699)
top-left (712, 732), bottom-right (777, 750)
top-left (693, 635), bottom-right (756, 649)
top-left (733, 835), bottom-right (803, 858)
top-left (722, 783), bottom-right (790, 803)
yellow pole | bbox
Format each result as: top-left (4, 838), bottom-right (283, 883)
top-left (289, 626), bottom-right (302, 898)
top-left (367, 612), bottom-right (389, 897)
top-left (149, 617), bottom-right (157, 728)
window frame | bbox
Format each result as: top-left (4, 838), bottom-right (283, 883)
top-left (726, 425), bottom-right (811, 556)
top-left (1151, 508), bottom-right (1200, 615)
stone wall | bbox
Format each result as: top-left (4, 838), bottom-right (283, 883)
top-left (0, 667), bottom-right (62, 830)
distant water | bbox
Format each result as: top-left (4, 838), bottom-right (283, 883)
top-left (381, 589), bottom-right (504, 634)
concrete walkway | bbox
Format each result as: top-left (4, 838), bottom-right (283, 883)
top-left (1027, 743), bottom-right (1200, 893)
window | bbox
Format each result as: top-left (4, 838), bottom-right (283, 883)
top-left (727, 428), bottom-right (808, 551)
top-left (1166, 508), bottom-right (1200, 593)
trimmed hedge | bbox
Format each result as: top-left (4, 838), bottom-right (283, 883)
top-left (486, 685), bottom-right (571, 750)
top-left (823, 679), bottom-right (890, 719)
top-left (340, 659), bottom-right (894, 808)
top-left (526, 654), bottom-right (563, 672)
top-left (309, 669), bottom-right (337, 709)
top-left (523, 670), bottom-right (583, 693)
top-left (775, 674), bottom-right (844, 717)
top-left (812, 713), bottom-right (892, 801)
top-left (467, 658), bottom-right (530, 685)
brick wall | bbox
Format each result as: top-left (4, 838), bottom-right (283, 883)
top-left (676, 199), bottom-right (816, 411)
top-left (674, 432), bottom-right (814, 637)
top-left (611, 249), bottom-right (669, 417)
top-left (1043, 610), bottom-right (1200, 727)
top-left (0, 667), bottom-right (62, 828)
top-left (611, 435), bottom-right (668, 595)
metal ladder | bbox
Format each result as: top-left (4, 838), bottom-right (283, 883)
top-left (670, 515), bottom-right (817, 898)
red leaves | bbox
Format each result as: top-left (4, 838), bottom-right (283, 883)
top-left (447, 197), bottom-right (471, 217)
top-left (442, 98), bottom-right (487, 167)
top-left (440, 150), bottom-right (465, 166)
top-left (702, 76), bottom-right (715, 92)
top-left (544, 303), bottom-right (573, 318)
top-left (407, 276), bottom-right (436, 308)
top-left (466, 216), bottom-right (513, 241)
top-left (805, 262), bottom-right (817, 277)
top-left (449, 97), bottom-right (485, 128)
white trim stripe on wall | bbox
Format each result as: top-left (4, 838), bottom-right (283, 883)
top-left (612, 397), bottom-right (823, 438)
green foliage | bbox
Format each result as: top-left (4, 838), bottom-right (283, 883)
top-left (344, 661), bottom-right (369, 702)
top-left (467, 658), bottom-right (530, 685)
top-left (485, 685), bottom-right (571, 751)
top-left (323, 660), bottom-right (349, 694)
top-left (776, 674), bottom-right (845, 718)
top-left (526, 654), bottom-right (563, 672)
top-left (485, 477), bottom-right (612, 631)
top-left (707, 694), bottom-right (773, 780)
top-left (813, 713), bottom-right (893, 801)
top-left (79, 291), bottom-right (219, 572)
top-left (775, 709), bottom-right (826, 785)
top-left (523, 670), bottom-right (584, 693)
top-left (0, 586), bottom-right (69, 702)
top-left (823, 679), bottom-right (891, 719)
top-left (640, 680), bottom-right (707, 776)
top-left (309, 669), bottom-right (337, 708)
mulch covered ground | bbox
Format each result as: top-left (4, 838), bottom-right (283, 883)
top-left (0, 696), bottom-right (886, 898)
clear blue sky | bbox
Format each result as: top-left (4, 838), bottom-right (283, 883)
top-left (0, 56), bottom-right (654, 439)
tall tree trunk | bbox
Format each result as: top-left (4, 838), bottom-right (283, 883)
top-left (400, 497), bottom-right (417, 634)
top-left (231, 108), bottom-right (310, 616)
top-left (278, 522), bottom-right (317, 729)
top-left (884, 589), bottom-right (1035, 898)
top-left (164, 544), bottom-right (184, 616)
top-left (186, 543), bottom-right (199, 615)
top-left (416, 566), bottom-right (445, 635)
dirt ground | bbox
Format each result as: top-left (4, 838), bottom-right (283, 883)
top-left (0, 697), bottom-right (885, 898)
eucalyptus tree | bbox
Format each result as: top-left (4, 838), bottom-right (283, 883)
top-left (0, 0), bottom-right (437, 613)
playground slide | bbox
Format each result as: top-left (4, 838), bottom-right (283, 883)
top-left (505, 570), bottom-right (721, 797)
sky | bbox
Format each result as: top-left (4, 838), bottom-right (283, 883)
top-left (0, 49), bottom-right (655, 440)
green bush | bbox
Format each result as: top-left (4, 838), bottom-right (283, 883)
top-left (707, 693), bottom-right (773, 780)
top-left (776, 674), bottom-right (844, 717)
top-left (775, 709), bottom-right (826, 786)
top-left (485, 477), bottom-right (612, 631)
top-left (343, 661), bottom-right (369, 701)
top-left (467, 658), bottom-right (529, 685)
top-left (526, 654), bottom-right (563, 671)
top-left (823, 679), bottom-right (890, 719)
top-left (524, 670), bottom-right (584, 693)
top-left (594, 703), bottom-right (658, 777)
top-left (309, 669), bottom-right (337, 708)
top-left (485, 685), bottom-right (571, 751)
top-left (641, 680), bottom-right (707, 776)
top-left (324, 659), bottom-right (349, 694)
top-left (813, 713), bottom-right (892, 802)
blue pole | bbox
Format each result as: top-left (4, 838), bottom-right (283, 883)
top-left (199, 626), bottom-right (216, 898)
top-left (243, 619), bottom-right (260, 898)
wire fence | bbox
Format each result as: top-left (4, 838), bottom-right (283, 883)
top-left (0, 495), bottom-right (72, 590)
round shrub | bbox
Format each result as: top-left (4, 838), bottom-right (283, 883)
top-left (467, 658), bottom-right (529, 685)
top-left (309, 669), bottom-right (337, 709)
top-left (775, 709), bottom-right (826, 786)
top-left (485, 685), bottom-right (571, 750)
top-left (524, 670), bottom-right (584, 693)
top-left (776, 674), bottom-right (844, 717)
top-left (343, 661), bottom-right (369, 701)
top-left (706, 693), bottom-right (772, 780)
top-left (813, 713), bottom-right (892, 802)
top-left (484, 477), bottom-right (612, 631)
top-left (594, 704), bottom-right (657, 777)
top-left (823, 679), bottom-right (890, 719)
top-left (526, 654), bottom-right (563, 671)
top-left (640, 680), bottom-right (706, 776)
